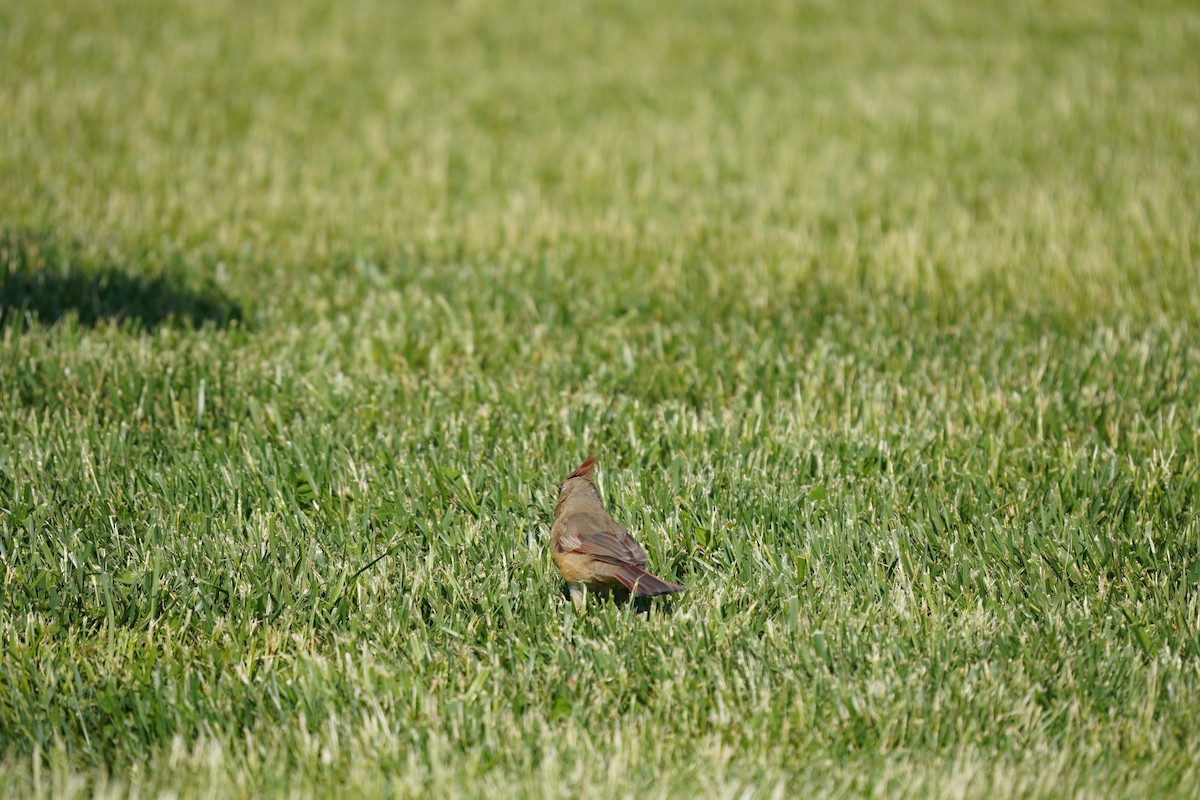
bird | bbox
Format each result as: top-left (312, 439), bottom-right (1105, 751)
top-left (549, 454), bottom-right (683, 610)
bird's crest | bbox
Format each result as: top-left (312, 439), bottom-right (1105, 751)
top-left (567, 453), bottom-right (596, 480)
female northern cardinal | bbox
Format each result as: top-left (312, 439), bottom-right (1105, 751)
top-left (550, 454), bottom-right (683, 609)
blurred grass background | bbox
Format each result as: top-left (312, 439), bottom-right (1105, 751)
top-left (2, 0), bottom-right (1199, 797)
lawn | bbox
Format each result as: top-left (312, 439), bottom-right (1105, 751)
top-left (2, 0), bottom-right (1200, 797)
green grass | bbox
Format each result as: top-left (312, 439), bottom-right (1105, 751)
top-left (2, 0), bottom-right (1200, 796)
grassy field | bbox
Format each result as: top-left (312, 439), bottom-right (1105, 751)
top-left (3, 0), bottom-right (1200, 796)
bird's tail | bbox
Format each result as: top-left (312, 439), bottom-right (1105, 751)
top-left (614, 565), bottom-right (684, 597)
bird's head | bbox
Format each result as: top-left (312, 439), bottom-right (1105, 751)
top-left (555, 453), bottom-right (597, 516)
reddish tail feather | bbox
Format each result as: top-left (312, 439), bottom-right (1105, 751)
top-left (614, 565), bottom-right (684, 597)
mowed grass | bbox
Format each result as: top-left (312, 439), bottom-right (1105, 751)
top-left (2, 0), bottom-right (1200, 796)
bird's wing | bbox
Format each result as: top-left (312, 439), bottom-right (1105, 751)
top-left (555, 518), bottom-right (648, 567)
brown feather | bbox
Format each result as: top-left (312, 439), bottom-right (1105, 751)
top-left (566, 454), bottom-right (596, 480)
top-left (613, 565), bottom-right (684, 596)
top-left (566, 528), bottom-right (647, 567)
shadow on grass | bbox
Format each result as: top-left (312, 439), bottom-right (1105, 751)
top-left (1, 229), bottom-right (243, 331)
top-left (558, 582), bottom-right (679, 616)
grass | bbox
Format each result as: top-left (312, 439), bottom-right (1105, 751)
top-left (2, 0), bottom-right (1200, 796)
